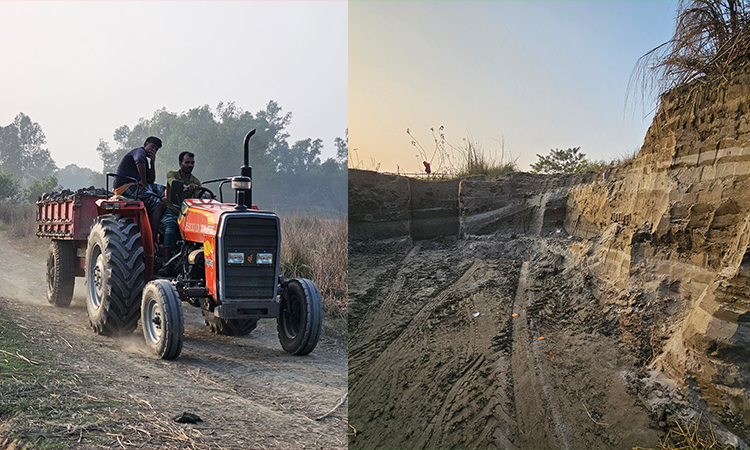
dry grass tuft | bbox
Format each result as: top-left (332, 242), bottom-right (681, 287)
top-left (0, 201), bottom-right (36, 238)
top-left (581, 146), bottom-right (643, 174)
top-left (279, 214), bottom-right (348, 318)
top-left (0, 201), bottom-right (47, 259)
top-left (348, 148), bottom-right (381, 172)
top-left (659, 416), bottom-right (732, 450)
top-left (616, 146), bottom-right (642, 167)
top-left (454, 135), bottom-right (517, 179)
top-left (629, 0), bottom-right (750, 113)
top-left (407, 126), bottom-right (517, 179)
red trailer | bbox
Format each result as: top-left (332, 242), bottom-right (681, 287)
top-left (36, 189), bottom-right (107, 306)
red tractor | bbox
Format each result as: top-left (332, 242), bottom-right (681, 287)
top-left (38, 130), bottom-right (322, 359)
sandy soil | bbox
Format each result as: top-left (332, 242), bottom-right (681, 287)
top-left (348, 235), bottom-right (667, 450)
top-left (0, 231), bottom-right (347, 449)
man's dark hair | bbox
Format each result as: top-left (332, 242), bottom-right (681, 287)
top-left (144, 136), bottom-right (162, 148)
top-left (179, 151), bottom-right (195, 163)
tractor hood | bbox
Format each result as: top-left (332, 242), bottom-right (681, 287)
top-left (178, 198), bottom-right (276, 243)
top-left (179, 198), bottom-right (281, 302)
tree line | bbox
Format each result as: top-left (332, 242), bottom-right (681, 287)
top-left (0, 102), bottom-right (347, 214)
top-left (0, 113), bottom-right (59, 202)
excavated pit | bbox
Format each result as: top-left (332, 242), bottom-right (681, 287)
top-left (349, 58), bottom-right (750, 449)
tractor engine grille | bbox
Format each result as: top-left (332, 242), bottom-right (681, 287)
top-left (219, 214), bottom-right (280, 301)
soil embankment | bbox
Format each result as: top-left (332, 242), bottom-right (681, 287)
top-left (349, 58), bottom-right (750, 449)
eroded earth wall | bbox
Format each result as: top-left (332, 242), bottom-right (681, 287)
top-left (349, 170), bottom-right (595, 241)
top-left (568, 59), bottom-right (750, 433)
top-left (349, 170), bottom-right (461, 240)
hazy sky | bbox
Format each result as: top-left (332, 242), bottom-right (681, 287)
top-left (350, 1), bottom-right (679, 173)
top-left (0, 1), bottom-right (347, 172)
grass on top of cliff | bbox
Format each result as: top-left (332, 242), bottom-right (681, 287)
top-left (629, 0), bottom-right (750, 114)
top-left (403, 127), bottom-right (518, 179)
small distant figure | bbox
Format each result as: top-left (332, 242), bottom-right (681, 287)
top-left (423, 161), bottom-right (431, 174)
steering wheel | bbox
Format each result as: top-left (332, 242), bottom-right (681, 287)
top-left (187, 186), bottom-right (215, 200)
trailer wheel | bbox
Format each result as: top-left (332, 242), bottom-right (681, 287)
top-left (142, 280), bottom-right (183, 359)
top-left (47, 240), bottom-right (76, 307)
top-left (277, 278), bottom-right (322, 355)
top-left (85, 215), bottom-right (144, 335)
top-left (202, 311), bottom-right (258, 336)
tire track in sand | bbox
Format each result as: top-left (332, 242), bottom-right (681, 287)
top-left (350, 253), bottom-right (523, 449)
top-left (366, 243), bottom-right (422, 341)
top-left (412, 260), bottom-right (516, 449)
top-left (511, 261), bottom-right (571, 449)
top-left (348, 244), bottom-right (422, 379)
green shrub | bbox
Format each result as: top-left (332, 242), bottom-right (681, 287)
top-left (0, 170), bottom-right (20, 201)
top-left (24, 175), bottom-right (61, 203)
top-left (530, 147), bottom-right (587, 174)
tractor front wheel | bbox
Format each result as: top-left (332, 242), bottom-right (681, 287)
top-left (141, 280), bottom-right (184, 359)
top-left (47, 240), bottom-right (76, 307)
top-left (277, 278), bottom-right (322, 355)
top-left (85, 215), bottom-right (144, 335)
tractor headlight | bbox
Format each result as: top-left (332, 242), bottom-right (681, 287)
top-left (231, 176), bottom-right (251, 190)
top-left (257, 253), bottom-right (273, 265)
top-left (227, 252), bottom-right (244, 264)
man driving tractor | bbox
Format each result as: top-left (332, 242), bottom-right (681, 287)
top-left (161, 151), bottom-right (202, 261)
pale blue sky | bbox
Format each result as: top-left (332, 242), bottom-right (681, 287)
top-left (0, 1), bottom-right (347, 171)
top-left (350, 1), bottom-right (679, 173)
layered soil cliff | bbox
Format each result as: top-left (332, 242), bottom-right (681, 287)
top-left (568, 58), bottom-right (750, 443)
top-left (349, 58), bottom-right (750, 448)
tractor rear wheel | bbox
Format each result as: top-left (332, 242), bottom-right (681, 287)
top-left (46, 240), bottom-right (76, 307)
top-left (142, 280), bottom-right (184, 359)
top-left (85, 215), bottom-right (145, 335)
top-left (277, 278), bottom-right (322, 355)
top-left (203, 311), bottom-right (258, 336)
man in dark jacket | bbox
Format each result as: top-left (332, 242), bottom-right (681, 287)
top-left (112, 136), bottom-right (166, 245)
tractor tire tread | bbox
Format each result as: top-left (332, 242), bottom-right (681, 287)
top-left (47, 240), bottom-right (76, 307)
top-left (86, 215), bottom-right (144, 336)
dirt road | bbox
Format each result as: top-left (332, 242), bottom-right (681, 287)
top-left (348, 236), bottom-right (664, 449)
top-left (0, 232), bottom-right (347, 449)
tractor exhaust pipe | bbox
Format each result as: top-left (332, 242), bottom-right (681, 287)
top-left (243, 129), bottom-right (256, 168)
top-left (236, 129), bottom-right (256, 209)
